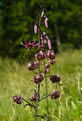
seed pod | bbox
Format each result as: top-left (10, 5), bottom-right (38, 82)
top-left (33, 73), bottom-right (44, 84)
top-left (30, 94), bottom-right (37, 101)
top-left (51, 90), bottom-right (60, 99)
top-left (13, 96), bottom-right (22, 104)
top-left (50, 75), bottom-right (61, 83)
top-left (44, 16), bottom-right (48, 28)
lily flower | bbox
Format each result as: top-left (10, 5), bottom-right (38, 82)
top-left (21, 40), bottom-right (39, 49)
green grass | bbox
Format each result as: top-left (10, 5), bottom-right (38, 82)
top-left (0, 50), bottom-right (82, 121)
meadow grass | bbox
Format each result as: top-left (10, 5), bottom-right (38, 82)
top-left (0, 50), bottom-right (82, 121)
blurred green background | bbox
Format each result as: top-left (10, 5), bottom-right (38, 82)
top-left (0, 0), bottom-right (82, 121)
top-left (0, 0), bottom-right (82, 60)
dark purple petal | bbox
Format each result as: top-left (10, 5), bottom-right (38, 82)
top-left (50, 75), bottom-right (61, 83)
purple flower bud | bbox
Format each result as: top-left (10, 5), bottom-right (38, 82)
top-left (41, 10), bottom-right (44, 18)
top-left (44, 17), bottom-right (48, 28)
top-left (13, 96), bottom-right (22, 104)
top-left (33, 73), bottom-right (44, 84)
top-left (35, 51), bottom-right (45, 60)
top-left (45, 68), bottom-right (50, 73)
top-left (45, 64), bottom-right (50, 68)
top-left (30, 94), bottom-right (37, 101)
top-left (50, 75), bottom-right (61, 83)
top-left (27, 62), bottom-right (36, 71)
top-left (48, 39), bottom-right (52, 49)
top-left (34, 24), bottom-right (37, 34)
top-left (46, 50), bottom-right (56, 59)
top-left (51, 90), bottom-right (60, 99)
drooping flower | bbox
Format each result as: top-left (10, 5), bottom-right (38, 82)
top-left (35, 50), bottom-right (45, 60)
top-left (51, 90), bottom-right (60, 99)
top-left (33, 73), bottom-right (44, 84)
top-left (34, 24), bottom-right (38, 34)
top-left (13, 96), bottom-right (22, 104)
top-left (44, 16), bottom-right (48, 28)
top-left (46, 50), bottom-right (56, 59)
top-left (21, 40), bottom-right (39, 49)
top-left (50, 75), bottom-right (61, 83)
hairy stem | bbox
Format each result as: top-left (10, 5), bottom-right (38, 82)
top-left (34, 12), bottom-right (42, 121)
top-left (44, 61), bottom-right (50, 120)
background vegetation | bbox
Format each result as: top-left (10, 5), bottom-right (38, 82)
top-left (0, 0), bottom-right (82, 59)
top-left (0, 0), bottom-right (82, 121)
top-left (0, 50), bottom-right (82, 121)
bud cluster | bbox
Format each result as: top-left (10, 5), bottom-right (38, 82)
top-left (27, 61), bottom-right (39, 71)
top-left (50, 75), bottom-right (61, 83)
top-left (13, 96), bottom-right (22, 104)
top-left (35, 51), bottom-right (45, 60)
top-left (33, 73), bottom-right (44, 84)
top-left (51, 90), bottom-right (60, 99)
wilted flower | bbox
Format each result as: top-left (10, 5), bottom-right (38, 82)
top-left (33, 73), bottom-right (44, 84)
top-left (34, 24), bottom-right (37, 34)
top-left (44, 16), bottom-right (48, 28)
top-left (48, 39), bottom-right (52, 49)
top-left (51, 90), bottom-right (60, 99)
top-left (21, 40), bottom-right (39, 49)
top-left (13, 96), bottom-right (22, 104)
top-left (50, 75), bottom-right (61, 83)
